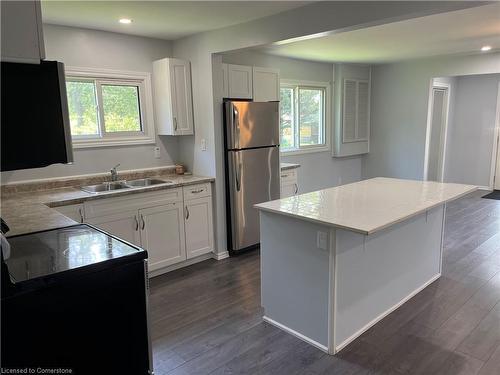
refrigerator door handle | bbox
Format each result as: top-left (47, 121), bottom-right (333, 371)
top-left (236, 159), bottom-right (242, 192)
top-left (233, 106), bottom-right (240, 150)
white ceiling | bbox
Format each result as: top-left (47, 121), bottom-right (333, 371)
top-left (257, 3), bottom-right (500, 64)
top-left (41, 1), bottom-right (311, 40)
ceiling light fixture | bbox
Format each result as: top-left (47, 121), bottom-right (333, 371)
top-left (119, 18), bottom-right (132, 24)
top-left (481, 45), bottom-right (492, 52)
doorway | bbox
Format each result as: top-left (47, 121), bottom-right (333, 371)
top-left (426, 84), bottom-right (449, 182)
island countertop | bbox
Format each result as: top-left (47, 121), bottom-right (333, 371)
top-left (255, 177), bottom-right (476, 235)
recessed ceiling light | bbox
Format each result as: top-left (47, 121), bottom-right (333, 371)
top-left (481, 45), bottom-right (492, 52)
top-left (119, 18), bottom-right (132, 24)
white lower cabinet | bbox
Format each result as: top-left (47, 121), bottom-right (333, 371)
top-left (139, 203), bottom-right (186, 271)
top-left (281, 169), bottom-right (299, 198)
top-left (184, 196), bottom-right (213, 259)
top-left (76, 183), bottom-right (213, 276)
top-left (86, 210), bottom-right (141, 246)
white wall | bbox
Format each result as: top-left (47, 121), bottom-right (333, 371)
top-left (362, 52), bottom-right (500, 181)
top-left (444, 74), bottom-right (500, 188)
top-left (173, 1), bottom-right (484, 256)
top-left (221, 50), bottom-right (362, 193)
top-left (1, 24), bottom-right (177, 184)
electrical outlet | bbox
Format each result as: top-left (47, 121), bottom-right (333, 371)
top-left (317, 231), bottom-right (328, 250)
top-left (201, 138), bottom-right (207, 151)
top-left (154, 146), bottom-right (161, 159)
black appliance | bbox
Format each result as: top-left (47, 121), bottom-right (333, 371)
top-left (1, 60), bottom-right (73, 171)
top-left (1, 224), bottom-right (152, 374)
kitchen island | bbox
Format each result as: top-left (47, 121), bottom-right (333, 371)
top-left (255, 177), bottom-right (476, 354)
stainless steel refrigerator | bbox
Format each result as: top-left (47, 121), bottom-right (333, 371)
top-left (224, 101), bottom-right (280, 254)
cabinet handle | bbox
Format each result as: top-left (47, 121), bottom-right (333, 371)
top-left (134, 215), bottom-right (139, 231)
top-left (185, 206), bottom-right (190, 220)
top-left (191, 189), bottom-right (204, 194)
top-left (174, 117), bottom-right (178, 132)
top-left (282, 174), bottom-right (288, 178)
top-left (294, 183), bottom-right (298, 195)
top-left (78, 208), bottom-right (84, 223)
top-left (140, 214), bottom-right (145, 230)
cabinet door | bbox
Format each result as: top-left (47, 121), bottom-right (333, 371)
top-left (139, 203), bottom-right (186, 270)
top-left (1, 0), bottom-right (45, 63)
top-left (184, 197), bottom-right (214, 259)
top-left (228, 64), bottom-right (253, 99)
top-left (54, 204), bottom-right (85, 223)
top-left (169, 58), bottom-right (194, 135)
top-left (253, 67), bottom-right (279, 102)
top-left (280, 183), bottom-right (297, 198)
top-left (86, 210), bottom-right (141, 246)
top-left (222, 63), bottom-right (229, 98)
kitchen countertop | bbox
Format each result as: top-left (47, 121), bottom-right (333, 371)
top-left (280, 163), bottom-right (300, 171)
top-left (255, 177), bottom-right (476, 235)
top-left (2, 174), bottom-right (214, 237)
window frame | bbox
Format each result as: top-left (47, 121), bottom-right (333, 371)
top-left (65, 67), bottom-right (156, 149)
top-left (279, 79), bottom-right (331, 155)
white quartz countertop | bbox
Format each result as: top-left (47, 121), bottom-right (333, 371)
top-left (255, 177), bottom-right (477, 235)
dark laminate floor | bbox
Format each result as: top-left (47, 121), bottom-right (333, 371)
top-left (150, 190), bottom-right (500, 374)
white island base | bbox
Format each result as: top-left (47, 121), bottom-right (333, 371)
top-left (257, 178), bottom-right (476, 354)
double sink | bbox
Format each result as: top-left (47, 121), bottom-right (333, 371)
top-left (81, 178), bottom-right (174, 194)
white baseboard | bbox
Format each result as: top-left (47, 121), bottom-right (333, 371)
top-left (478, 186), bottom-right (493, 191)
top-left (212, 251), bottom-right (229, 260)
top-left (263, 316), bottom-right (329, 353)
top-left (149, 253), bottom-right (213, 277)
top-left (334, 273), bottom-right (441, 353)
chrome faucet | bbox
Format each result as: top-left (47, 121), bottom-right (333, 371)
top-left (110, 164), bottom-right (121, 182)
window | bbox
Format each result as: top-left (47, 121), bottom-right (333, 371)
top-left (65, 67), bottom-right (155, 148)
top-left (279, 81), bottom-right (329, 153)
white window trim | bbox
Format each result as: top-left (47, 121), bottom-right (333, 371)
top-left (279, 79), bottom-right (331, 156)
top-left (65, 66), bottom-right (156, 149)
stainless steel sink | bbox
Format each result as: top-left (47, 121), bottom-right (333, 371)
top-left (125, 178), bottom-right (172, 187)
top-left (81, 181), bottom-right (131, 194)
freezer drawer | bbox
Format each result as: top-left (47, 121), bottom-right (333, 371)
top-left (227, 146), bottom-right (280, 251)
top-left (225, 101), bottom-right (279, 150)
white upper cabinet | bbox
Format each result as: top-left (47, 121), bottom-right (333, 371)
top-left (221, 63), bottom-right (229, 98)
top-left (227, 64), bottom-right (253, 99)
top-left (153, 58), bottom-right (194, 136)
top-left (1, 0), bottom-right (45, 63)
top-left (253, 67), bottom-right (280, 102)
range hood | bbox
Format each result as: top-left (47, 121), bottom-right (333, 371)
top-left (1, 60), bottom-right (73, 172)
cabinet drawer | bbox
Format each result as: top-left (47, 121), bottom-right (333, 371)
top-left (85, 188), bottom-right (183, 219)
top-left (183, 183), bottom-right (211, 200)
top-left (280, 169), bottom-right (297, 183)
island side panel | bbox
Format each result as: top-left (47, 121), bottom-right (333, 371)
top-left (333, 205), bottom-right (445, 350)
top-left (260, 211), bottom-right (332, 350)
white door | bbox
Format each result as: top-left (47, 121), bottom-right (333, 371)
top-left (86, 210), bottom-right (141, 246)
top-left (253, 67), bottom-right (279, 102)
top-left (427, 86), bottom-right (449, 182)
top-left (184, 197), bottom-right (214, 259)
top-left (139, 203), bottom-right (186, 270)
top-left (169, 58), bottom-right (194, 135)
top-left (228, 64), bottom-right (253, 99)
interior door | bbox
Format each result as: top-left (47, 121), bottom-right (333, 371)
top-left (184, 196), bottom-right (214, 259)
top-left (427, 87), bottom-right (449, 182)
top-left (228, 146), bottom-right (280, 251)
top-left (139, 203), bottom-right (186, 270)
top-left (86, 210), bottom-right (141, 246)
